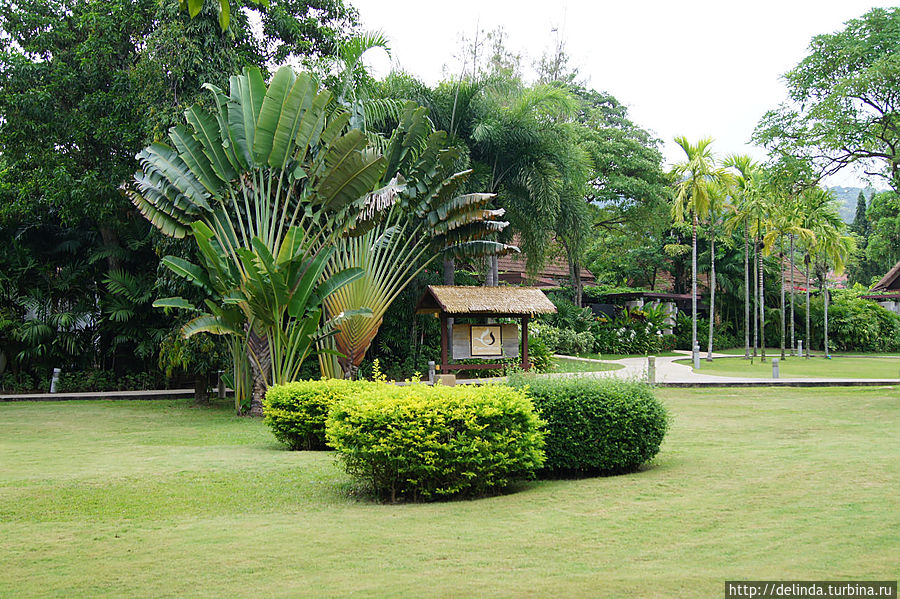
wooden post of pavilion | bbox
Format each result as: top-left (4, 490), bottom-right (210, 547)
top-left (521, 315), bottom-right (529, 371)
top-left (440, 312), bottom-right (448, 370)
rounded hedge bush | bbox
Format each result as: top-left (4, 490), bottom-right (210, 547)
top-left (325, 384), bottom-right (546, 501)
top-left (508, 375), bottom-right (668, 475)
top-left (264, 379), bottom-right (375, 450)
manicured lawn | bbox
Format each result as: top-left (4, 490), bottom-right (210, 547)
top-left (717, 347), bottom-right (900, 358)
top-left (677, 355), bottom-right (900, 379)
top-left (551, 356), bottom-right (625, 373)
top-left (2, 389), bottom-right (898, 597)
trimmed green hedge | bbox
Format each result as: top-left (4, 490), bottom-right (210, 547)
top-left (326, 384), bottom-right (546, 501)
top-left (509, 375), bottom-right (668, 476)
top-left (264, 379), bottom-right (375, 450)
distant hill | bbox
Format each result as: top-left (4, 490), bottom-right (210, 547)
top-left (826, 186), bottom-right (880, 224)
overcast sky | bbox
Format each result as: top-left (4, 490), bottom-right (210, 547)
top-left (350, 0), bottom-right (895, 188)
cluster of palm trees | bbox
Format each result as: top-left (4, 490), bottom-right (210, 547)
top-left (671, 138), bottom-right (855, 364)
top-left (129, 66), bottom-right (513, 413)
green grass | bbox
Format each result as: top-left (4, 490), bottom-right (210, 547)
top-left (677, 356), bottom-right (900, 379)
top-left (551, 356), bottom-right (625, 373)
top-left (717, 347), bottom-right (900, 358)
top-left (1, 390), bottom-right (898, 597)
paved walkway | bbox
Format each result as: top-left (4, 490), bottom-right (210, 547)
top-left (3, 352), bottom-right (899, 401)
top-left (553, 351), bottom-right (900, 387)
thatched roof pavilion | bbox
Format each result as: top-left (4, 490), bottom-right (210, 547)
top-left (415, 286), bottom-right (556, 375)
top-left (415, 285), bottom-right (557, 317)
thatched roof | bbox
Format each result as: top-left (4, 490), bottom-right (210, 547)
top-left (872, 259), bottom-right (900, 292)
top-left (415, 285), bottom-right (557, 316)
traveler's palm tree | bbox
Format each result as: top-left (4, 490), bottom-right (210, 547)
top-left (128, 66), bottom-right (389, 413)
top-left (129, 66), bottom-right (512, 403)
top-left (320, 103), bottom-right (516, 379)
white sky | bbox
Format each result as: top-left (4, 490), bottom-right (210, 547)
top-left (350, 0), bottom-right (895, 188)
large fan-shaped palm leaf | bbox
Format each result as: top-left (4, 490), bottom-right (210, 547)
top-left (128, 66), bottom-right (382, 411)
top-left (319, 103), bottom-right (517, 378)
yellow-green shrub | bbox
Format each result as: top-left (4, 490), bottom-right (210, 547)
top-left (325, 384), bottom-right (546, 501)
top-left (264, 379), bottom-right (376, 450)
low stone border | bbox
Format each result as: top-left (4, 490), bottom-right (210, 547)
top-left (0, 389), bottom-right (197, 402)
top-left (658, 380), bottom-right (899, 388)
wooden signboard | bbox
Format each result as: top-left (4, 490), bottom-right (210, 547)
top-left (452, 324), bottom-right (519, 359)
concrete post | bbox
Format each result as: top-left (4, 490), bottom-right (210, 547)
top-left (692, 343), bottom-right (700, 370)
top-left (797, 340), bottom-right (803, 358)
top-left (772, 358), bottom-right (779, 379)
top-left (50, 368), bottom-right (61, 393)
top-left (647, 356), bottom-right (656, 384)
top-left (434, 374), bottom-right (456, 386)
top-left (428, 361), bottom-right (435, 384)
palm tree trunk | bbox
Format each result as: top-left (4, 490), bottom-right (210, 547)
top-left (247, 328), bottom-right (270, 417)
top-left (780, 236), bottom-right (786, 360)
top-left (805, 261), bottom-right (811, 358)
top-left (753, 231), bottom-right (758, 358)
top-left (823, 276), bottom-right (830, 358)
top-left (691, 213), bottom-right (698, 357)
top-left (758, 235), bottom-right (766, 362)
top-left (443, 256), bottom-right (455, 285)
top-left (98, 225), bottom-right (124, 272)
top-left (789, 236), bottom-right (795, 356)
top-left (485, 255), bottom-right (498, 287)
top-left (574, 262), bottom-right (583, 307)
top-left (706, 223), bottom-right (715, 361)
top-left (744, 221), bottom-right (750, 359)
top-left (443, 256), bottom-right (455, 359)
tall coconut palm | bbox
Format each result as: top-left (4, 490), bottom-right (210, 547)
top-left (470, 84), bottom-right (584, 282)
top-left (798, 188), bottom-right (823, 358)
top-left (704, 179), bottom-right (733, 360)
top-left (672, 137), bottom-right (727, 364)
top-left (755, 206), bottom-right (770, 362)
top-left (801, 189), bottom-right (854, 357)
top-left (763, 195), bottom-right (812, 360)
top-left (723, 155), bottom-right (758, 359)
top-left (817, 230), bottom-right (854, 357)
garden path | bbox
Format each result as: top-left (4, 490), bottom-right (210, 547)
top-left (535, 351), bottom-right (900, 387)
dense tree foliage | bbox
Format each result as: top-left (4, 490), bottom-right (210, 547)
top-left (754, 7), bottom-right (900, 191)
top-left (0, 0), bottom-right (155, 225)
top-left (2, 3), bottom-right (893, 392)
top-left (864, 190), bottom-right (900, 277)
top-left (0, 0), bottom-right (356, 390)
